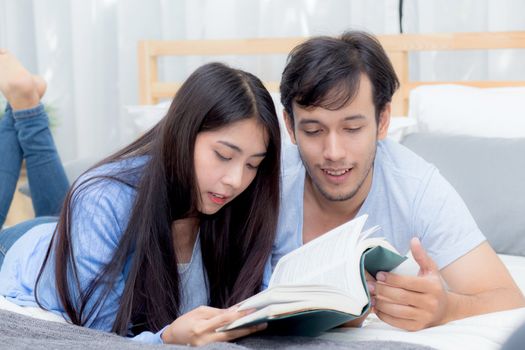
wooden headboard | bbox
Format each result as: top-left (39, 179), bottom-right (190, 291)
top-left (138, 32), bottom-right (525, 116)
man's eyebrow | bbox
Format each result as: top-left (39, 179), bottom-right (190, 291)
top-left (298, 114), bottom-right (366, 125)
top-left (344, 114), bottom-right (366, 121)
top-left (217, 141), bottom-right (266, 157)
top-left (298, 119), bottom-right (322, 125)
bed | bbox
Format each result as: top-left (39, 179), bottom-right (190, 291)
top-left (3, 31), bottom-right (525, 349)
top-left (133, 31), bottom-right (525, 349)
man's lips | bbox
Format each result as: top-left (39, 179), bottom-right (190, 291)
top-left (322, 168), bottom-right (351, 176)
top-left (321, 167), bottom-right (352, 184)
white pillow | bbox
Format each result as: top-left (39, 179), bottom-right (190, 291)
top-left (388, 116), bottom-right (417, 142)
top-left (408, 84), bottom-right (525, 138)
top-left (125, 101), bottom-right (171, 135)
top-left (124, 95), bottom-right (417, 145)
top-left (125, 95), bottom-right (294, 145)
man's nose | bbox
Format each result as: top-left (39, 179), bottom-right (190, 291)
top-left (323, 132), bottom-right (345, 162)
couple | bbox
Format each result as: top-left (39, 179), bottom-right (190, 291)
top-left (0, 31), bottom-right (523, 346)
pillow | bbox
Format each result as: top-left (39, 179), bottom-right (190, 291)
top-left (388, 117), bottom-right (417, 142)
top-left (401, 133), bottom-right (525, 256)
top-left (409, 85), bottom-right (525, 138)
top-left (125, 101), bottom-right (171, 135)
top-left (125, 94), bottom-right (417, 145)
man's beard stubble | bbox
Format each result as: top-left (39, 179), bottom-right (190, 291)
top-left (298, 145), bottom-right (376, 202)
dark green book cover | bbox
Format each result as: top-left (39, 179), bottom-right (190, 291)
top-left (238, 246), bottom-right (407, 337)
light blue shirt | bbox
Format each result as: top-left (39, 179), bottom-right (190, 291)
top-left (0, 158), bottom-right (208, 344)
top-left (263, 138), bottom-right (486, 286)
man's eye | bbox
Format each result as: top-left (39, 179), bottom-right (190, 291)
top-left (215, 151), bottom-right (231, 161)
top-left (345, 127), bottom-right (362, 133)
top-left (304, 129), bottom-right (321, 135)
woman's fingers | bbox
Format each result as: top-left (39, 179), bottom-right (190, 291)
top-left (211, 323), bottom-right (267, 343)
top-left (202, 307), bottom-right (255, 332)
top-left (192, 305), bottom-right (226, 317)
top-left (162, 305), bottom-right (265, 346)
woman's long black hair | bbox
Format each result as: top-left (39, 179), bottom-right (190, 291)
top-left (35, 62), bottom-right (281, 335)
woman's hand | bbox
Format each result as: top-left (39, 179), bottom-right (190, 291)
top-left (161, 305), bottom-right (266, 346)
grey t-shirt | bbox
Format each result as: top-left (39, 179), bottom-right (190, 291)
top-left (263, 138), bottom-right (486, 288)
top-left (177, 235), bottom-right (209, 315)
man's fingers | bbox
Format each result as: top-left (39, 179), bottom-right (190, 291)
top-left (376, 270), bottom-right (441, 293)
top-left (375, 308), bottom-right (423, 332)
top-left (374, 282), bottom-right (427, 307)
top-left (374, 296), bottom-right (421, 320)
top-left (410, 237), bottom-right (438, 275)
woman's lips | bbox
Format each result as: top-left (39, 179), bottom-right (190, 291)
top-left (208, 192), bottom-right (229, 205)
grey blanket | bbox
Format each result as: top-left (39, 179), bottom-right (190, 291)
top-left (0, 309), bottom-right (434, 349)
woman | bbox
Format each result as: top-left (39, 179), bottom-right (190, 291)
top-left (0, 51), bottom-right (281, 345)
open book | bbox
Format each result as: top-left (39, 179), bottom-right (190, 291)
top-left (219, 215), bottom-right (413, 336)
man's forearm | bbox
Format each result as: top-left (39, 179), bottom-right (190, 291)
top-left (443, 287), bottom-right (525, 324)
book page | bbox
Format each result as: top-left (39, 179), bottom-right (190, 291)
top-left (269, 215), bottom-right (370, 289)
top-left (225, 216), bottom-right (407, 331)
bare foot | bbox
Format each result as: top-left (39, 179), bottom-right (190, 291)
top-left (32, 75), bottom-right (47, 100)
top-left (0, 50), bottom-right (46, 110)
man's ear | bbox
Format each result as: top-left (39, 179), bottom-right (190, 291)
top-left (377, 103), bottom-right (391, 140)
top-left (283, 109), bottom-right (297, 145)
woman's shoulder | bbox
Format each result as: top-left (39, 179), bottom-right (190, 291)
top-left (74, 156), bottom-right (147, 193)
top-left (69, 156), bottom-right (149, 219)
top-left (66, 157), bottom-right (150, 248)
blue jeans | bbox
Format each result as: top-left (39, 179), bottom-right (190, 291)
top-left (0, 216), bottom-right (57, 268)
top-left (0, 103), bottom-right (68, 264)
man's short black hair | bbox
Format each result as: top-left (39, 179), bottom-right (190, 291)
top-left (280, 30), bottom-right (400, 124)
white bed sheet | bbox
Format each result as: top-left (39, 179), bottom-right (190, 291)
top-left (321, 254), bottom-right (525, 350)
top-left (2, 255), bottom-right (525, 349)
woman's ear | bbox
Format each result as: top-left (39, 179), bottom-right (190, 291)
top-left (377, 103), bottom-right (391, 140)
top-left (283, 110), bottom-right (297, 145)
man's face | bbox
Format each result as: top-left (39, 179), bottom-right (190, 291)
top-left (285, 74), bottom-right (390, 202)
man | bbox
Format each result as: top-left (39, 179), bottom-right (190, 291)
top-left (268, 31), bottom-right (524, 331)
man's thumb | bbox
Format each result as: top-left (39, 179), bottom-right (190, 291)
top-left (410, 237), bottom-right (437, 276)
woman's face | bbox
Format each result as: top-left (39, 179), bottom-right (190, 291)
top-left (194, 118), bottom-right (268, 215)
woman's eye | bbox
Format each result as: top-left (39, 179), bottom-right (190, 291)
top-left (247, 163), bottom-right (260, 170)
top-left (215, 151), bottom-right (231, 161)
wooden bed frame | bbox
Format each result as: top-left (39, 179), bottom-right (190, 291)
top-left (137, 32), bottom-right (525, 116)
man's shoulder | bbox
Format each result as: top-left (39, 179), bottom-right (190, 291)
top-left (376, 138), bottom-right (436, 184)
top-left (281, 143), bottom-right (306, 191)
top-left (367, 139), bottom-right (440, 214)
top-left (281, 143), bottom-right (303, 175)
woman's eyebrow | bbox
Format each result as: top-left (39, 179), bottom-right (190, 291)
top-left (217, 141), bottom-right (266, 157)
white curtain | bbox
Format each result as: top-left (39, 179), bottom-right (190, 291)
top-left (404, 0), bottom-right (525, 83)
top-left (0, 0), bottom-right (523, 162)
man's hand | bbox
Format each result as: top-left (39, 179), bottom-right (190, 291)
top-left (371, 237), bottom-right (449, 331)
